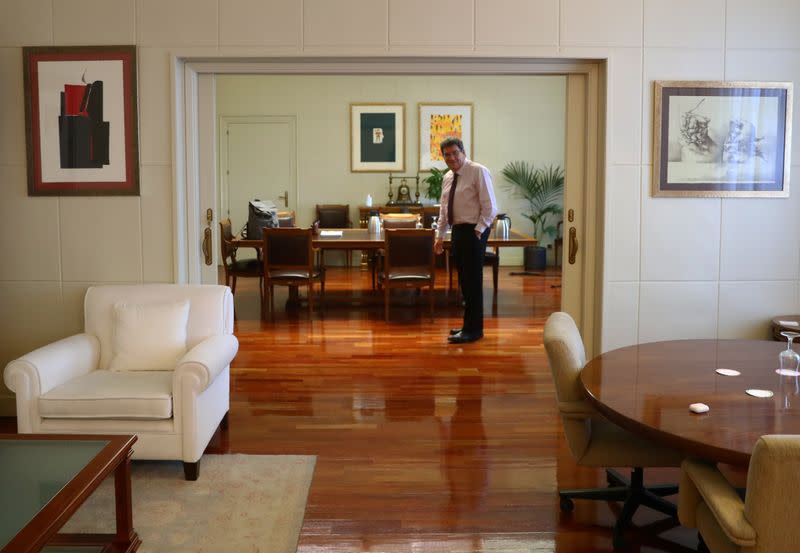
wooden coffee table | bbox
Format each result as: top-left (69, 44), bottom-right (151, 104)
top-left (0, 434), bottom-right (140, 553)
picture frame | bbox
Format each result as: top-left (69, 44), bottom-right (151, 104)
top-left (652, 80), bottom-right (792, 198)
top-left (350, 103), bottom-right (405, 172)
top-left (418, 103), bottom-right (473, 171)
top-left (23, 45), bottom-right (140, 196)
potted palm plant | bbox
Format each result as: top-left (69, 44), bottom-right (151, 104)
top-left (501, 161), bottom-right (564, 271)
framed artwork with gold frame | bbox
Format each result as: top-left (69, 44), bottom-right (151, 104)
top-left (350, 103), bottom-right (405, 172)
top-left (418, 103), bottom-right (473, 171)
top-left (652, 80), bottom-right (792, 197)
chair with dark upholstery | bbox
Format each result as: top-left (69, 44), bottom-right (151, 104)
top-left (261, 227), bottom-right (324, 316)
top-left (315, 204), bottom-right (352, 267)
top-left (380, 228), bottom-right (435, 322)
top-left (219, 218), bottom-right (263, 302)
top-left (679, 435), bottom-right (800, 553)
top-left (370, 214), bottom-right (422, 289)
top-left (544, 311), bottom-right (685, 550)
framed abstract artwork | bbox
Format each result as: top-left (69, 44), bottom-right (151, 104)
top-left (23, 45), bottom-right (140, 196)
top-left (350, 103), bottom-right (405, 172)
top-left (418, 103), bottom-right (473, 171)
top-left (652, 80), bottom-right (792, 197)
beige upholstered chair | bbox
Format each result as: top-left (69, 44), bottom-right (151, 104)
top-left (543, 312), bottom-right (684, 550)
top-left (679, 435), bottom-right (800, 553)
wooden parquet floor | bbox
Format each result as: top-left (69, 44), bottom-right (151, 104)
top-left (0, 265), bottom-right (700, 552)
top-left (211, 265), bottom-right (699, 553)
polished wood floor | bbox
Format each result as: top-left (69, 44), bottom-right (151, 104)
top-left (0, 264), bottom-right (700, 552)
top-left (212, 264), bottom-right (700, 553)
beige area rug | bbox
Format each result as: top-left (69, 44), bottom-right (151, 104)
top-left (62, 454), bottom-right (316, 553)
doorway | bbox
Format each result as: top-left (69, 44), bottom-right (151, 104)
top-left (174, 57), bottom-right (605, 356)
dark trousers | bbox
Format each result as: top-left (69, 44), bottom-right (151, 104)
top-left (452, 224), bottom-right (490, 334)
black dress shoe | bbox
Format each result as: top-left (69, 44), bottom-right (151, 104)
top-left (449, 328), bottom-right (462, 336)
top-left (447, 331), bottom-right (483, 344)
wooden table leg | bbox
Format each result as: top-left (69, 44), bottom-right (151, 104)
top-left (113, 450), bottom-right (141, 552)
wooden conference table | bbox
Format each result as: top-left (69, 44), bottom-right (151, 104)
top-left (580, 339), bottom-right (799, 467)
top-left (232, 227), bottom-right (538, 252)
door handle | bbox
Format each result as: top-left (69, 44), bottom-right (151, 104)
top-left (568, 226), bottom-right (578, 265)
top-left (202, 208), bottom-right (213, 266)
top-left (278, 190), bottom-right (288, 208)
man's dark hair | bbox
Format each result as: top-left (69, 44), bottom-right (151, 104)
top-left (439, 136), bottom-right (465, 155)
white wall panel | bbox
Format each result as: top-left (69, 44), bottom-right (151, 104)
top-left (0, 282), bottom-right (65, 364)
top-left (53, 0), bottom-right (135, 45)
top-left (389, 0), bottom-right (473, 48)
top-left (0, 0), bottom-right (52, 47)
top-left (137, 48), bottom-right (172, 165)
top-left (718, 281), bottom-right (799, 338)
top-left (601, 281), bottom-right (639, 351)
top-left (0, 165), bottom-right (61, 281)
top-left (0, 48), bottom-right (26, 166)
top-left (304, 0), bottom-right (387, 49)
top-left (140, 165), bottom-right (174, 282)
top-left (644, 0), bottom-right (724, 49)
top-left (639, 281), bottom-right (718, 342)
top-left (724, 49), bottom-right (800, 171)
top-left (476, 0), bottom-right (557, 47)
top-left (727, 0), bottom-right (800, 49)
top-left (604, 165), bottom-right (640, 282)
top-left (59, 197), bottom-right (143, 282)
top-left (720, 191), bottom-right (800, 281)
top-left (561, 0), bottom-right (642, 47)
top-left (136, 0), bottom-right (218, 46)
top-left (641, 48), bottom-right (726, 165)
top-left (220, 0), bottom-right (300, 47)
top-left (641, 175), bottom-right (721, 281)
top-left (608, 48), bottom-right (643, 164)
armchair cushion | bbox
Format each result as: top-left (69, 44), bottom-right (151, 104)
top-left (109, 300), bottom-right (190, 371)
top-left (39, 370), bottom-right (173, 420)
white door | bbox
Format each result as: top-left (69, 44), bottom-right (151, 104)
top-left (219, 115), bottom-right (297, 256)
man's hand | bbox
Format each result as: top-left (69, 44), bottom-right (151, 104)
top-left (475, 229), bottom-right (483, 239)
top-left (434, 238), bottom-right (444, 255)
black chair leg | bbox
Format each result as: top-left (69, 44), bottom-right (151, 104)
top-left (183, 460), bottom-right (200, 481)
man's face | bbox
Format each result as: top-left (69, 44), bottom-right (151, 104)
top-left (442, 145), bottom-right (465, 172)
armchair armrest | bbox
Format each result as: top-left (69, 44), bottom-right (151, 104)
top-left (679, 459), bottom-right (756, 547)
top-left (174, 334), bottom-right (239, 393)
top-left (4, 333), bottom-right (100, 397)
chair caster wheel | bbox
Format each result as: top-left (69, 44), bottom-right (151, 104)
top-left (559, 497), bottom-right (574, 512)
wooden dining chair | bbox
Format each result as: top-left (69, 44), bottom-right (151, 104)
top-left (379, 228), bottom-right (435, 322)
top-left (370, 214), bottom-right (422, 289)
top-left (219, 218), bottom-right (263, 302)
top-left (261, 227), bottom-right (324, 317)
top-left (315, 204), bottom-right (352, 268)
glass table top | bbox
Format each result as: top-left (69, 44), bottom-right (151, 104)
top-left (0, 439), bottom-right (109, 550)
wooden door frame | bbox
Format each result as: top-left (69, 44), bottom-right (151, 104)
top-left (171, 56), bottom-right (606, 355)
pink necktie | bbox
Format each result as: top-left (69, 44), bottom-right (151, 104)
top-left (447, 173), bottom-right (459, 226)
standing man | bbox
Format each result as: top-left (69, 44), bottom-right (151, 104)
top-left (434, 137), bottom-right (497, 343)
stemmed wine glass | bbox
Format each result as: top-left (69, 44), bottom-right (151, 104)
top-left (776, 332), bottom-right (800, 409)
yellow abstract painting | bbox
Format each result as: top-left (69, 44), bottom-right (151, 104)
top-left (428, 114), bottom-right (463, 161)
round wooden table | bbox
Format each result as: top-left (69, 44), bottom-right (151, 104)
top-left (580, 339), bottom-right (800, 466)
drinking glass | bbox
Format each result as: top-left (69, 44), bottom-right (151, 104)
top-left (776, 331), bottom-right (800, 409)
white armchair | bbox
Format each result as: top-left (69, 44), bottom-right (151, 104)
top-left (4, 284), bottom-right (237, 480)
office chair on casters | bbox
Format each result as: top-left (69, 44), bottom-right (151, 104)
top-left (543, 312), bottom-right (684, 550)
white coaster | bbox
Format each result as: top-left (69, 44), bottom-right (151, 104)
top-left (776, 369), bottom-right (800, 376)
top-left (746, 389), bottom-right (774, 398)
top-left (716, 368), bottom-right (741, 376)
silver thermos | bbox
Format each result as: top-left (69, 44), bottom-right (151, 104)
top-left (367, 211), bottom-right (381, 235)
top-left (493, 213), bottom-right (511, 239)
